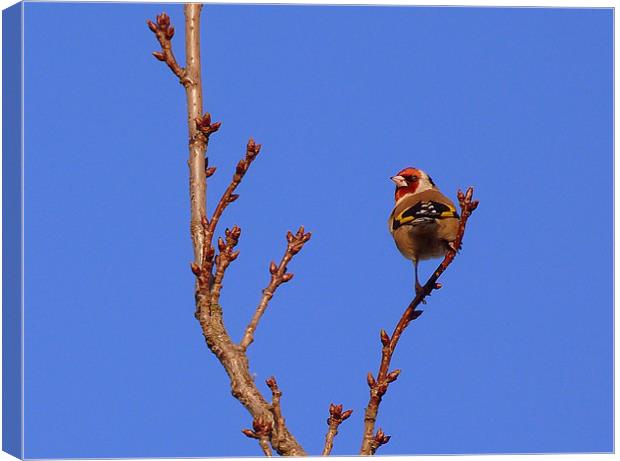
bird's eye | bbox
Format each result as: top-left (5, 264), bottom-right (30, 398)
top-left (408, 175), bottom-right (418, 182)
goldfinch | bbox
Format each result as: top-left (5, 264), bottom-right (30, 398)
top-left (388, 167), bottom-right (460, 294)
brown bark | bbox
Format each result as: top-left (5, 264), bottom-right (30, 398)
top-left (183, 4), bottom-right (207, 266)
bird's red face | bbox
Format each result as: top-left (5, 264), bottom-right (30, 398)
top-left (391, 167), bottom-right (424, 201)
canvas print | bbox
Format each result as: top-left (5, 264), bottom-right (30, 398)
top-left (2, 2), bottom-right (613, 458)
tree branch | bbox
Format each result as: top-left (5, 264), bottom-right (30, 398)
top-left (359, 187), bottom-right (479, 455)
top-left (194, 288), bottom-right (306, 455)
top-left (322, 404), bottom-right (353, 456)
top-left (239, 226), bottom-right (312, 351)
top-left (149, 7), bottom-right (307, 456)
top-left (148, 5), bottom-right (208, 265)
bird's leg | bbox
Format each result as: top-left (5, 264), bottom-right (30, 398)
top-left (414, 260), bottom-right (425, 298)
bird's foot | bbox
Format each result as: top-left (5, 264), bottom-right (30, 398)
top-left (415, 282), bottom-right (427, 303)
top-left (448, 241), bottom-right (461, 253)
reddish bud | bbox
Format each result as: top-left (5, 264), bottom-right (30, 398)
top-left (341, 409), bottom-right (353, 420)
top-left (229, 250), bottom-right (240, 261)
top-left (281, 273), bottom-right (294, 282)
top-left (265, 376), bottom-right (277, 389)
top-left (241, 429), bottom-right (257, 439)
top-left (269, 261), bottom-right (278, 274)
top-left (286, 231), bottom-right (294, 243)
top-left (190, 263), bottom-right (201, 276)
top-left (380, 329), bottom-right (390, 346)
top-left (205, 166), bottom-right (217, 177)
top-left (229, 194), bottom-right (239, 203)
top-left (367, 372), bottom-right (376, 388)
top-left (210, 121), bottom-right (221, 133)
top-left (297, 225), bottom-right (305, 235)
top-left (386, 369), bottom-right (401, 383)
top-left (411, 310), bottom-right (423, 320)
top-left (246, 140), bottom-right (261, 157)
top-left (157, 12), bottom-right (169, 26)
top-left (375, 428), bottom-right (391, 446)
top-left (152, 51), bottom-right (166, 61)
top-left (147, 20), bottom-right (157, 32)
top-left (252, 418), bottom-right (271, 436)
top-left (166, 26), bottom-right (175, 39)
top-left (203, 112), bottom-right (211, 126)
top-left (252, 419), bottom-right (263, 433)
top-left (434, 282), bottom-right (442, 289)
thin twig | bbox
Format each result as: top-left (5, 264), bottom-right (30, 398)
top-left (239, 227), bottom-right (312, 350)
top-left (359, 187), bottom-right (479, 455)
top-left (209, 225), bottom-right (241, 307)
top-left (205, 139), bottom-right (261, 250)
top-left (147, 12), bottom-right (186, 82)
top-left (192, 140), bottom-right (261, 318)
top-left (322, 404), bottom-right (353, 456)
top-left (258, 437), bottom-right (273, 457)
top-left (265, 377), bottom-right (285, 436)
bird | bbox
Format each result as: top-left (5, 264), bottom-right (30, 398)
top-left (388, 167), bottom-right (460, 295)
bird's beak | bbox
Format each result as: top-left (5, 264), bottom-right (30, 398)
top-left (390, 175), bottom-right (407, 187)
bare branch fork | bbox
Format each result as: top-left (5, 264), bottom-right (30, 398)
top-left (149, 5), bottom-right (479, 457)
top-left (148, 6), bottom-right (309, 456)
top-left (359, 187), bottom-right (479, 455)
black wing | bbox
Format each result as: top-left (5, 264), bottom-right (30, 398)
top-left (392, 201), bottom-right (459, 231)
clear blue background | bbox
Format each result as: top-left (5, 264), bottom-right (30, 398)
top-left (22, 3), bottom-right (612, 458)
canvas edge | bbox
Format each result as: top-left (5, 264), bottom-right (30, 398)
top-left (2, 1), bottom-right (24, 459)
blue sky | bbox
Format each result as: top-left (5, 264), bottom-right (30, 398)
top-left (21, 3), bottom-right (612, 457)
